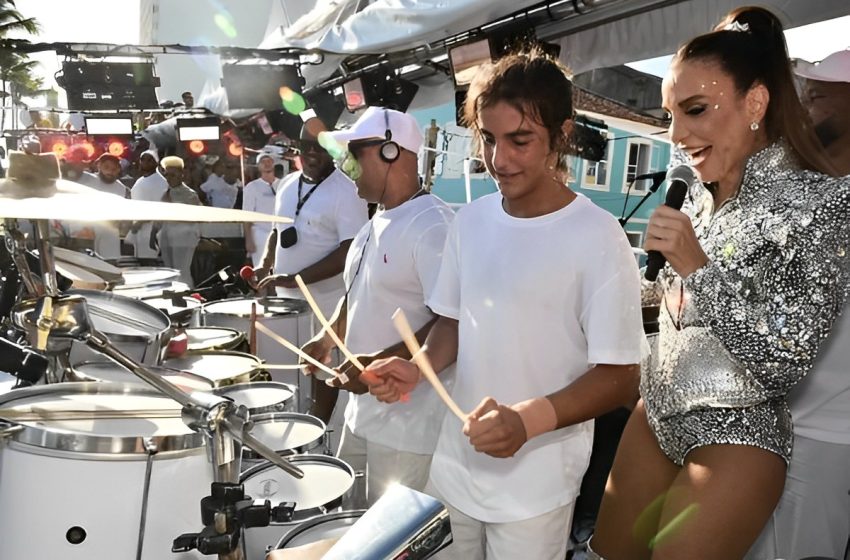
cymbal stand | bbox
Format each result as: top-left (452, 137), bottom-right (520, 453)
top-left (20, 294), bottom-right (303, 559)
top-left (2, 220), bottom-right (41, 297)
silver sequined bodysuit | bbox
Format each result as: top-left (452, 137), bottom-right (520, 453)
top-left (640, 142), bottom-right (850, 465)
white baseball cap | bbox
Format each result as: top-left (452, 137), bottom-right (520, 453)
top-left (794, 50), bottom-right (850, 83)
top-left (326, 106), bottom-right (423, 154)
top-left (140, 148), bottom-right (159, 163)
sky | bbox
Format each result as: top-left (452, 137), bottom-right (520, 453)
top-left (7, 2), bottom-right (850, 107)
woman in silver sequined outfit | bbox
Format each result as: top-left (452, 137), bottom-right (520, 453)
top-left (592, 7), bottom-right (847, 560)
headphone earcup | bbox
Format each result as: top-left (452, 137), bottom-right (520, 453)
top-left (379, 140), bottom-right (400, 163)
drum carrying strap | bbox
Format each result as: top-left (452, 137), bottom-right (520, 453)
top-left (136, 438), bottom-right (159, 560)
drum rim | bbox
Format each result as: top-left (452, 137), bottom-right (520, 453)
top-left (201, 295), bottom-right (311, 317)
top-left (184, 326), bottom-right (245, 352)
top-left (212, 381), bottom-right (297, 413)
top-left (242, 412), bottom-right (326, 455)
top-left (11, 289), bottom-right (171, 344)
top-left (240, 453), bottom-right (352, 481)
top-left (274, 509), bottom-right (367, 549)
top-left (0, 382), bottom-right (206, 454)
top-left (117, 266), bottom-right (181, 287)
top-left (69, 289), bottom-right (171, 341)
top-left (71, 361), bottom-right (216, 391)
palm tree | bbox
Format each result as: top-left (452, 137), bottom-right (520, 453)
top-left (0, 0), bottom-right (40, 130)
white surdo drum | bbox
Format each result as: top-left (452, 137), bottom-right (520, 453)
top-left (0, 383), bottom-right (212, 560)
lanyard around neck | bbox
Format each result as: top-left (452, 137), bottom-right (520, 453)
top-left (295, 174), bottom-right (325, 217)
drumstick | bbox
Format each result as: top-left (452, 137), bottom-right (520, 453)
top-left (294, 274), bottom-right (365, 371)
top-left (254, 322), bottom-right (342, 379)
top-left (391, 309), bottom-right (467, 422)
top-left (249, 302), bottom-right (258, 356)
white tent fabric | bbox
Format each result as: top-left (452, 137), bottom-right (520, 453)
top-left (261, 0), bottom-right (850, 77)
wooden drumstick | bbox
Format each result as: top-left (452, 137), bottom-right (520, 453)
top-left (294, 274), bottom-right (365, 371)
top-left (391, 309), bottom-right (467, 422)
top-left (249, 302), bottom-right (258, 356)
top-left (254, 322), bottom-right (342, 379)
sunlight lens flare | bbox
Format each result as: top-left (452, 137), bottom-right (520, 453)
top-left (280, 86), bottom-right (306, 115)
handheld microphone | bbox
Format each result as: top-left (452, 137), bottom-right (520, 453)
top-left (644, 164), bottom-right (698, 282)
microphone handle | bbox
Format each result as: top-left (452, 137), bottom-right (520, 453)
top-left (644, 180), bottom-right (689, 282)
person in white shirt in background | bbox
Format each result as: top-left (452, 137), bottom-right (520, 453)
top-left (200, 157), bottom-right (240, 209)
top-left (363, 50), bottom-right (644, 560)
top-left (128, 149), bottom-right (168, 264)
top-left (242, 153), bottom-right (278, 266)
top-left (68, 153), bottom-right (128, 261)
top-left (153, 156), bottom-right (201, 286)
top-left (300, 107), bottom-right (455, 506)
top-left (746, 48), bottom-right (850, 560)
top-left (255, 116), bottom-right (368, 323)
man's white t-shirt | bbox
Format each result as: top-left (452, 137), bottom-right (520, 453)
top-left (344, 194), bottom-right (456, 454)
top-left (243, 176), bottom-right (279, 263)
top-left (130, 171), bottom-right (169, 258)
top-left (427, 193), bottom-right (644, 523)
top-left (70, 172), bottom-right (128, 260)
top-left (788, 300), bottom-right (850, 444)
top-left (273, 169), bottom-right (368, 315)
top-left (201, 174), bottom-right (238, 209)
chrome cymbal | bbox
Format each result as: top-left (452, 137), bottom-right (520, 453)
top-left (1, 178), bottom-right (287, 223)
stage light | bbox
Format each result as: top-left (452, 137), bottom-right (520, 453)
top-left (341, 70), bottom-right (419, 113)
top-left (188, 140), bottom-right (207, 155)
top-left (107, 141), bottom-right (126, 157)
top-left (50, 140), bottom-right (68, 157)
top-left (227, 140), bottom-right (242, 157)
top-left (80, 141), bottom-right (96, 159)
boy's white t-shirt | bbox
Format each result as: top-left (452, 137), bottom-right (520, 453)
top-left (344, 194), bottom-right (456, 454)
top-left (273, 169), bottom-right (368, 311)
top-left (427, 192), bottom-right (644, 523)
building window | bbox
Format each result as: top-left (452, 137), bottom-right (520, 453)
top-left (582, 134), bottom-right (612, 191)
top-left (624, 140), bottom-right (653, 192)
top-left (625, 230), bottom-right (643, 248)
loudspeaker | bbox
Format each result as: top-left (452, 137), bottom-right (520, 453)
top-left (60, 61), bottom-right (160, 87)
top-left (65, 85), bottom-right (160, 111)
top-left (221, 64), bottom-right (305, 111)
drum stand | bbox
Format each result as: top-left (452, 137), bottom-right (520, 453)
top-left (16, 224), bottom-right (305, 559)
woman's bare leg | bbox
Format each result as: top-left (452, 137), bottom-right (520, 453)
top-left (593, 401), bottom-right (679, 560)
top-left (651, 444), bottom-right (786, 560)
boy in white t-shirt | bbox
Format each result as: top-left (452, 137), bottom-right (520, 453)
top-left (364, 51), bottom-right (644, 559)
top-left (300, 107), bottom-right (455, 506)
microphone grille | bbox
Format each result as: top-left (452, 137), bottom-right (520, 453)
top-left (666, 164), bottom-right (698, 188)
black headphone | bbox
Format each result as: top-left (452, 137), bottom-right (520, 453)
top-left (379, 108), bottom-right (400, 164)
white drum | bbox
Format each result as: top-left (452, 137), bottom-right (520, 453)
top-left (213, 382), bottom-right (296, 415)
top-left (201, 296), bottom-right (311, 371)
top-left (11, 289), bottom-right (171, 366)
top-left (141, 294), bottom-right (202, 327)
top-left (241, 455), bottom-right (355, 560)
top-left (119, 266), bottom-right (181, 288)
top-left (163, 351), bottom-right (262, 387)
top-left (0, 383), bottom-right (212, 560)
top-left (273, 510), bottom-right (365, 553)
top-left (72, 361), bottom-right (215, 393)
top-left (184, 327), bottom-right (247, 353)
top-left (246, 412), bottom-right (326, 457)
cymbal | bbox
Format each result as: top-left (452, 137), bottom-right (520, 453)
top-left (1, 178), bottom-right (288, 223)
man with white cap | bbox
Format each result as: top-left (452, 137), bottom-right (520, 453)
top-left (242, 152), bottom-right (279, 266)
top-left (152, 156), bottom-right (201, 285)
top-left (255, 116), bottom-right (368, 323)
top-left (746, 50), bottom-right (850, 560)
top-left (129, 148), bottom-right (168, 264)
top-left (299, 106), bottom-right (454, 506)
top-left (795, 49), bottom-right (850, 175)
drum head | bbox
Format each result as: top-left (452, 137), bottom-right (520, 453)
top-left (185, 327), bottom-right (244, 352)
top-left (276, 510), bottom-right (365, 550)
top-left (73, 362), bottom-right (215, 393)
top-left (119, 267), bottom-right (181, 288)
top-left (202, 297), bottom-right (310, 318)
top-left (241, 455), bottom-right (354, 513)
top-left (162, 351), bottom-right (260, 386)
top-left (247, 412), bottom-right (325, 453)
top-left (213, 382), bottom-right (295, 414)
top-left (0, 383), bottom-right (204, 453)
